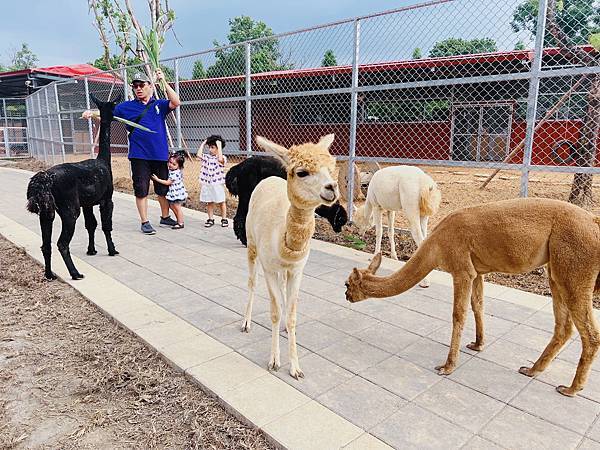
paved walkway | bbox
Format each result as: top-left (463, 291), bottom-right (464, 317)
top-left (2, 166), bottom-right (600, 450)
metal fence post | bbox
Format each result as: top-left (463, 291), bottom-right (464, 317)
top-left (245, 42), bottom-right (252, 157)
top-left (174, 58), bottom-right (182, 150)
top-left (2, 98), bottom-right (9, 157)
top-left (347, 18), bottom-right (361, 219)
top-left (84, 77), bottom-right (95, 158)
top-left (121, 65), bottom-right (128, 101)
top-left (54, 83), bottom-right (66, 162)
top-left (520, 0), bottom-right (548, 197)
top-left (44, 87), bottom-right (56, 165)
top-left (36, 92), bottom-right (47, 164)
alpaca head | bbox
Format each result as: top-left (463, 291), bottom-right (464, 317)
top-left (90, 93), bottom-right (121, 124)
top-left (351, 204), bottom-right (373, 235)
top-left (345, 252), bottom-right (382, 303)
top-left (256, 134), bottom-right (339, 209)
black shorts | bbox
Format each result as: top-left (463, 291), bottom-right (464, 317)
top-left (130, 158), bottom-right (169, 198)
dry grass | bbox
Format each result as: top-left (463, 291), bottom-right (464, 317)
top-left (0, 235), bottom-right (274, 449)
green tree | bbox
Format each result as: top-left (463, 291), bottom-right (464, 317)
top-left (192, 60), bottom-right (207, 79)
top-left (514, 41), bottom-right (527, 50)
top-left (429, 37), bottom-right (497, 57)
top-left (511, 0), bottom-right (600, 206)
top-left (321, 49), bottom-right (337, 67)
top-left (206, 16), bottom-right (291, 77)
top-left (412, 47), bottom-right (423, 59)
top-left (511, 0), bottom-right (599, 47)
top-left (10, 43), bottom-right (38, 70)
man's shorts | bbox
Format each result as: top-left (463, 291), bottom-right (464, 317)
top-left (130, 158), bottom-right (169, 198)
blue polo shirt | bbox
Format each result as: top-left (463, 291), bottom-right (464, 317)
top-left (113, 97), bottom-right (172, 161)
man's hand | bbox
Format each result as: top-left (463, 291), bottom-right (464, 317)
top-left (155, 68), bottom-right (165, 83)
top-left (82, 109), bottom-right (100, 121)
top-left (150, 174), bottom-right (159, 182)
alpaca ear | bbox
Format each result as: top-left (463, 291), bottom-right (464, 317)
top-left (256, 136), bottom-right (290, 165)
top-left (368, 252), bottom-right (382, 274)
top-left (351, 267), bottom-right (362, 281)
top-left (318, 134), bottom-right (335, 150)
top-left (112, 93), bottom-right (123, 104)
top-left (90, 93), bottom-right (101, 109)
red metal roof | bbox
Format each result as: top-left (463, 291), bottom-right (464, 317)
top-left (0, 63), bottom-right (117, 81)
top-left (179, 45), bottom-right (596, 86)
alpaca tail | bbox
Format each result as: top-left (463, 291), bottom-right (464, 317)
top-left (26, 171), bottom-right (56, 219)
top-left (419, 182), bottom-right (441, 217)
top-left (225, 163), bottom-right (241, 197)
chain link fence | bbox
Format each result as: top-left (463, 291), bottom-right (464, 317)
top-left (19, 0), bottom-right (600, 220)
top-left (0, 98), bottom-right (28, 158)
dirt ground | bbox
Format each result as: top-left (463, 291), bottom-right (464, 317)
top-left (0, 236), bottom-right (273, 449)
top-left (8, 156), bottom-right (600, 308)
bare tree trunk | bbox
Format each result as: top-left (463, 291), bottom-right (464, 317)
top-left (568, 74), bottom-right (600, 207)
top-left (545, 0), bottom-right (599, 207)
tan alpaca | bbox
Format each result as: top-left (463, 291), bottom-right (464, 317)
top-left (345, 198), bottom-right (600, 397)
top-left (242, 134), bottom-right (339, 379)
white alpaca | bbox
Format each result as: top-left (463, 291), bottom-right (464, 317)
top-left (242, 134), bottom-right (339, 379)
top-left (352, 165), bottom-right (441, 287)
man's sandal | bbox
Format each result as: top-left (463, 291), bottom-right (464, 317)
top-left (221, 218), bottom-right (229, 227)
top-left (172, 223), bottom-right (184, 230)
top-left (205, 218), bottom-right (215, 228)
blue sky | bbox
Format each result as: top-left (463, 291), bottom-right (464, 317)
top-left (0, 0), bottom-right (532, 69)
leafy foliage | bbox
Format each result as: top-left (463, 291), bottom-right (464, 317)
top-left (511, 0), bottom-right (600, 46)
top-left (321, 50), bottom-right (338, 67)
top-left (429, 38), bottom-right (497, 57)
top-left (412, 47), bottom-right (423, 59)
top-left (206, 16), bottom-right (291, 77)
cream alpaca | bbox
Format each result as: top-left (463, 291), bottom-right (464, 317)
top-left (345, 198), bottom-right (600, 397)
top-left (242, 134), bottom-right (339, 379)
top-left (352, 165), bottom-right (440, 287)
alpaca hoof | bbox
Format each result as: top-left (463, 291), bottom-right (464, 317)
top-left (435, 364), bottom-right (455, 375)
top-left (268, 360), bottom-right (280, 372)
top-left (71, 273), bottom-right (85, 280)
top-left (518, 366), bottom-right (537, 377)
top-left (108, 250), bottom-right (119, 256)
top-left (241, 320), bottom-right (251, 333)
top-left (418, 279), bottom-right (430, 288)
top-left (556, 385), bottom-right (577, 397)
top-left (45, 272), bottom-right (58, 281)
top-left (86, 249), bottom-right (97, 256)
top-left (466, 342), bottom-right (484, 352)
top-left (290, 367), bottom-right (304, 380)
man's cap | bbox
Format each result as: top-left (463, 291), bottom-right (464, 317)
top-left (131, 72), bottom-right (151, 83)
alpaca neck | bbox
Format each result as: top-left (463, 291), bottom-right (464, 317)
top-left (361, 244), bottom-right (437, 298)
top-left (97, 119), bottom-right (112, 164)
top-left (281, 204), bottom-right (315, 261)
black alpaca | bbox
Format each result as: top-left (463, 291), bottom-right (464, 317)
top-left (26, 94), bottom-right (121, 280)
top-left (225, 155), bottom-right (348, 246)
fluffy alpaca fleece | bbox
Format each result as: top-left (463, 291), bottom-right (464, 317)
top-left (242, 135), bottom-right (339, 379)
top-left (26, 95), bottom-right (120, 280)
top-left (345, 197), bottom-right (600, 397)
top-left (224, 155), bottom-right (347, 246)
top-left (352, 165), bottom-right (441, 287)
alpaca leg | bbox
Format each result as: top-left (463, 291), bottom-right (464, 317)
top-left (467, 274), bottom-right (485, 351)
top-left (286, 270), bottom-right (304, 379)
top-left (387, 210), bottom-right (398, 260)
top-left (56, 209), bottom-right (84, 280)
top-left (235, 192), bottom-right (251, 246)
top-left (40, 214), bottom-right (57, 280)
top-left (264, 270), bottom-right (284, 371)
top-left (82, 206), bottom-right (98, 256)
top-left (519, 269), bottom-right (573, 379)
top-left (556, 289), bottom-right (598, 396)
top-left (373, 207), bottom-right (383, 256)
top-left (242, 243), bottom-right (258, 332)
top-left (420, 215), bottom-right (429, 240)
top-left (99, 199), bottom-right (118, 255)
top-left (436, 272), bottom-right (474, 375)
top-left (407, 209), bottom-right (429, 288)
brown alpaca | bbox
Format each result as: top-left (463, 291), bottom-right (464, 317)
top-left (344, 198), bottom-right (600, 397)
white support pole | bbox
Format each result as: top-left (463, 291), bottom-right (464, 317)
top-left (84, 77), bottom-right (95, 158)
top-left (54, 83), bottom-right (66, 162)
top-left (347, 18), bottom-right (361, 219)
top-left (245, 42), bottom-right (252, 157)
top-left (174, 58), bottom-right (182, 150)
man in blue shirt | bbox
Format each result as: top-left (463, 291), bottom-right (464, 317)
top-left (85, 69), bottom-right (181, 235)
